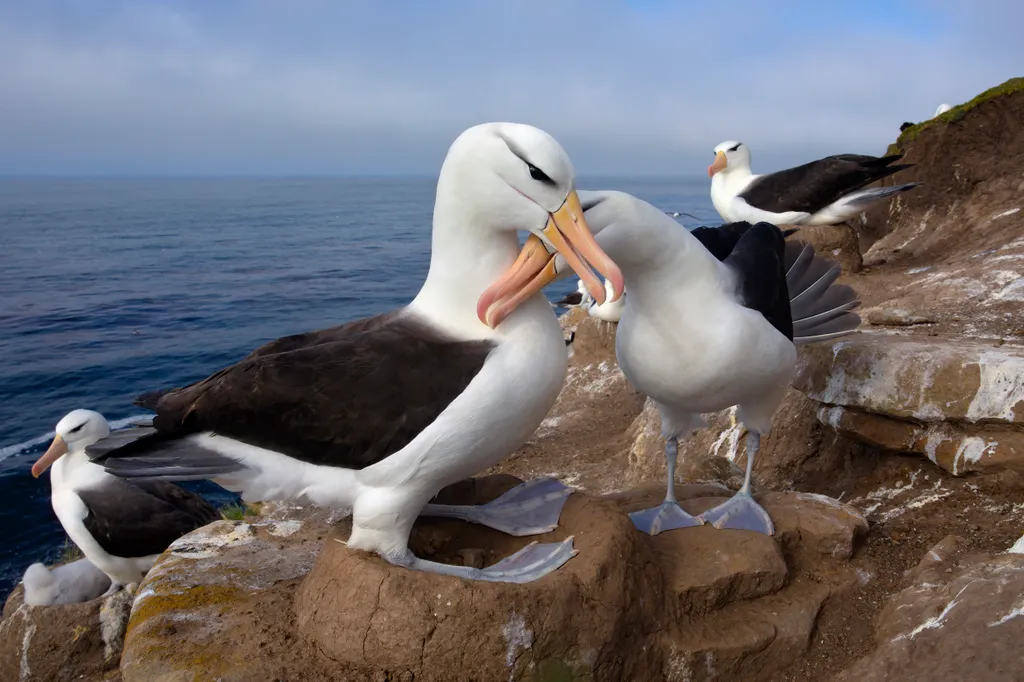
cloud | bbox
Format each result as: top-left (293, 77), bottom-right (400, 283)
top-left (0, 0), bottom-right (1020, 175)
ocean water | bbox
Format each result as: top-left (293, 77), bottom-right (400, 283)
top-left (0, 176), bottom-right (717, 599)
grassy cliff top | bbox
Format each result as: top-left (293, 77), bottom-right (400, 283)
top-left (887, 77), bottom-right (1024, 155)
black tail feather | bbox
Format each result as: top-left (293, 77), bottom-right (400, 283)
top-left (784, 240), bottom-right (862, 345)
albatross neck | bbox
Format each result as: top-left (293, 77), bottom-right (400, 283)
top-left (409, 186), bottom-right (525, 339)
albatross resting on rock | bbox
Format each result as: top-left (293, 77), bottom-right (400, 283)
top-left (708, 141), bottom-right (921, 226)
top-left (86, 123), bottom-right (624, 584)
top-left (528, 191), bottom-right (861, 535)
top-left (30, 409), bottom-right (220, 595)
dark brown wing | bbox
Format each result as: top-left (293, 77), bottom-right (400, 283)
top-left (740, 154), bottom-right (912, 214)
top-left (135, 311), bottom-right (402, 409)
top-left (79, 479), bottom-right (220, 558)
top-left (138, 310), bottom-right (495, 469)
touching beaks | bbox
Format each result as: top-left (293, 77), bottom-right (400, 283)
top-left (477, 189), bottom-right (624, 329)
top-left (708, 150), bottom-right (728, 177)
top-left (31, 434), bottom-right (68, 478)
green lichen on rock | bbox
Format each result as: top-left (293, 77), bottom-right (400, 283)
top-left (887, 77), bottom-right (1024, 155)
top-left (128, 583), bottom-right (245, 635)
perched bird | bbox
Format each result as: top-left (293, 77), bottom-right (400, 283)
top-left (533, 191), bottom-right (860, 535)
top-left (22, 557), bottom-right (112, 606)
top-left (586, 279), bottom-right (627, 323)
top-left (554, 278), bottom-right (591, 308)
top-left (934, 103), bottom-right (953, 117)
top-left (85, 123), bottom-right (624, 584)
top-left (30, 409), bottom-right (221, 594)
top-left (708, 140), bottom-right (921, 226)
top-left (555, 278), bottom-right (626, 323)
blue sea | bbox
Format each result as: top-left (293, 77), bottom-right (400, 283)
top-left (0, 176), bottom-right (716, 599)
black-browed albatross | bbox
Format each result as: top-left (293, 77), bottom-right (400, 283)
top-left (708, 140), bottom-right (921, 226)
top-left (86, 123), bottom-right (625, 584)
top-left (30, 409), bottom-right (221, 594)
top-left (527, 190), bottom-right (860, 535)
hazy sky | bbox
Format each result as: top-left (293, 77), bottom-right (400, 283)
top-left (1, 0), bottom-right (1020, 176)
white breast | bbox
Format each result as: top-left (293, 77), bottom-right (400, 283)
top-left (615, 274), bottom-right (795, 415)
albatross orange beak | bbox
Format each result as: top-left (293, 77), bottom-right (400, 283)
top-left (477, 189), bottom-right (624, 329)
top-left (708, 151), bottom-right (728, 177)
top-left (32, 434), bottom-right (68, 478)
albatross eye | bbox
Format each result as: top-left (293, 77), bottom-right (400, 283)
top-left (728, 144), bottom-right (741, 152)
top-left (68, 422), bottom-right (86, 434)
top-left (528, 164), bottom-right (555, 186)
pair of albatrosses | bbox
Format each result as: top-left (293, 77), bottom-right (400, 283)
top-left (68, 122), bottom-right (860, 587)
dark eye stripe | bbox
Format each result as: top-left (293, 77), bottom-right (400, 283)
top-left (68, 422), bottom-right (86, 434)
top-left (729, 144), bottom-right (741, 152)
top-left (528, 164), bottom-right (556, 186)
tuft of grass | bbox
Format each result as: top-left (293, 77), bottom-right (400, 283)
top-left (888, 77), bottom-right (1024, 155)
top-left (220, 501), bottom-right (259, 521)
top-left (60, 538), bottom-right (84, 563)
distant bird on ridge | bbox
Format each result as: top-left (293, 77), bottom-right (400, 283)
top-left (708, 140), bottom-right (921, 226)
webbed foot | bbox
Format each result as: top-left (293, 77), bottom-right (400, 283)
top-left (628, 500), bottom-right (703, 536)
top-left (698, 491), bottom-right (774, 535)
top-left (422, 477), bottom-right (572, 536)
top-left (396, 536), bottom-right (578, 584)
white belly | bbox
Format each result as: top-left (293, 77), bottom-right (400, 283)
top-left (616, 296), bottom-right (796, 425)
top-left (50, 455), bottom-right (157, 585)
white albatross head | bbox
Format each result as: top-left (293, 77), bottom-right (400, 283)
top-left (708, 140), bottom-right (751, 178)
top-left (31, 409), bottom-right (110, 478)
top-left (440, 123), bottom-right (623, 328)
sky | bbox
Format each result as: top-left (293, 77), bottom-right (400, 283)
top-left (0, 0), bottom-right (1021, 176)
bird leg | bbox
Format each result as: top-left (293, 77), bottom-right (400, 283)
top-left (420, 477), bottom-right (573, 537)
top-left (628, 437), bottom-right (704, 535)
top-left (698, 432), bottom-right (774, 535)
top-left (100, 581), bottom-right (124, 598)
top-left (391, 536), bottom-right (579, 584)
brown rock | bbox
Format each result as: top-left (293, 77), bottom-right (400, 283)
top-left (784, 222), bottom-right (863, 274)
top-left (801, 335), bottom-right (1024, 478)
top-left (798, 335), bottom-right (1024, 425)
top-left (860, 78), bottom-right (1024, 266)
top-left (0, 585), bottom-right (132, 682)
top-left (119, 504), bottom-right (340, 682)
top-left (653, 524), bottom-right (789, 617)
top-left (834, 553), bottom-right (1024, 681)
top-left (295, 491), bottom-right (665, 682)
top-left (116, 472), bottom-right (870, 681)
top-left (905, 534), bottom-right (968, 584)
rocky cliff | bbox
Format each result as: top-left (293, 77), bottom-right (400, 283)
top-left (3, 77), bottom-right (1023, 681)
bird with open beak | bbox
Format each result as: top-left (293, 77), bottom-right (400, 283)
top-left (477, 189), bottom-right (624, 329)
